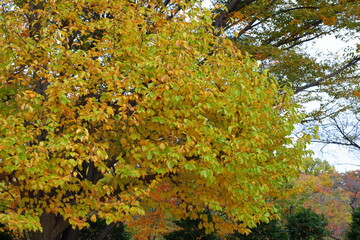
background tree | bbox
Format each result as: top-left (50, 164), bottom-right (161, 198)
top-left (0, 1), bottom-right (308, 239)
top-left (302, 157), bottom-right (336, 176)
top-left (285, 158), bottom-right (351, 239)
top-left (227, 219), bottom-right (288, 240)
top-left (286, 208), bottom-right (329, 240)
top-left (127, 208), bottom-right (177, 239)
top-left (346, 207), bottom-right (360, 240)
top-left (311, 107), bottom-right (360, 167)
top-left (342, 170), bottom-right (360, 210)
top-left (163, 217), bottom-right (220, 240)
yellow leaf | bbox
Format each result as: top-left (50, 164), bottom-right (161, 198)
top-left (159, 143), bottom-right (166, 150)
top-left (90, 214), bottom-right (97, 222)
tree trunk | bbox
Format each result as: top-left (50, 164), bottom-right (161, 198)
top-left (61, 227), bottom-right (80, 240)
top-left (29, 213), bottom-right (69, 240)
top-left (95, 222), bottom-right (116, 240)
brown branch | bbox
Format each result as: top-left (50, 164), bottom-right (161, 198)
top-left (284, 34), bottom-right (321, 50)
top-left (277, 6), bottom-right (320, 14)
top-left (328, 235), bottom-right (342, 240)
top-left (0, 184), bottom-right (17, 204)
top-left (312, 139), bottom-right (359, 148)
top-left (238, 6), bottom-right (321, 39)
top-left (237, 16), bottom-right (260, 36)
top-left (266, 19), bottom-right (322, 46)
top-left (295, 57), bottom-right (360, 93)
top-left (163, 0), bottom-right (171, 7)
top-left (95, 222), bottom-right (117, 240)
top-left (213, 0), bottom-right (256, 29)
top-left (350, 191), bottom-right (358, 210)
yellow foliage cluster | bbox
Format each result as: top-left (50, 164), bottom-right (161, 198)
top-left (0, 0), bottom-right (308, 238)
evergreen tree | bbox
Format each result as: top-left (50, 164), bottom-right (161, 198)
top-left (228, 220), bottom-right (288, 240)
top-left (0, 224), bottom-right (13, 240)
top-left (347, 207), bottom-right (360, 240)
top-left (163, 218), bottom-right (220, 240)
top-left (287, 208), bottom-right (329, 240)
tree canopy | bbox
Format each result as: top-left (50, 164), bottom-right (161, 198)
top-left (209, 0), bottom-right (359, 95)
top-left (208, 0), bottom-right (360, 162)
top-left (0, 1), bottom-right (308, 239)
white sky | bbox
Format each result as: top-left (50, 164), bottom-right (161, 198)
top-left (310, 142), bottom-right (359, 172)
top-left (301, 34), bottom-right (360, 172)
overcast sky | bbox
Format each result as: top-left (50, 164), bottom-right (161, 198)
top-left (301, 34), bottom-right (360, 172)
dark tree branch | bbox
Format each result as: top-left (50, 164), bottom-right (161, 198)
top-left (295, 57), bottom-right (360, 93)
top-left (284, 35), bottom-right (320, 50)
top-left (237, 5), bottom-right (321, 39)
top-left (61, 227), bottom-right (79, 240)
top-left (267, 19), bottom-right (322, 47)
top-left (163, 0), bottom-right (170, 7)
top-left (166, 5), bottom-right (182, 20)
top-left (277, 6), bottom-right (320, 14)
top-left (213, 0), bottom-right (256, 29)
top-left (95, 222), bottom-right (117, 240)
top-left (31, 213), bottom-right (70, 240)
top-left (328, 235), bottom-right (342, 240)
top-left (350, 191), bottom-right (358, 210)
top-left (332, 118), bottom-right (355, 144)
top-left (312, 139), bottom-right (358, 147)
top-left (238, 16), bottom-right (260, 36)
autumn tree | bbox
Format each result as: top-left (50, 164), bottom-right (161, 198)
top-left (0, 1), bottom-right (308, 240)
top-left (342, 170), bottom-right (360, 210)
top-left (126, 208), bottom-right (176, 239)
top-left (208, 0), bottom-right (359, 102)
top-left (208, 0), bottom-right (360, 162)
top-left (286, 158), bottom-right (351, 239)
top-left (301, 157), bottom-right (335, 176)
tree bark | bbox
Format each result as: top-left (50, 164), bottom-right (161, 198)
top-left (95, 222), bottom-right (116, 240)
top-left (29, 213), bottom-right (69, 240)
top-left (61, 227), bottom-right (80, 240)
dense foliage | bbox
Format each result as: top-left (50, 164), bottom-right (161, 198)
top-left (227, 220), bottom-right (288, 240)
top-left (346, 207), bottom-right (360, 240)
top-left (78, 220), bottom-right (131, 240)
top-left (0, 0), bottom-right (308, 239)
top-left (0, 224), bottom-right (13, 240)
top-left (163, 217), bottom-right (220, 240)
top-left (287, 208), bottom-right (329, 240)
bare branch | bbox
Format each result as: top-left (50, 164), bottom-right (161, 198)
top-left (312, 139), bottom-right (358, 147)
